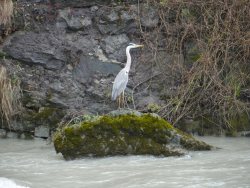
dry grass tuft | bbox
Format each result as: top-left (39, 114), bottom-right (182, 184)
top-left (0, 65), bottom-right (22, 128)
top-left (0, 0), bottom-right (13, 25)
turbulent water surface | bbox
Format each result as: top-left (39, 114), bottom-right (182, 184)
top-left (0, 136), bottom-right (249, 188)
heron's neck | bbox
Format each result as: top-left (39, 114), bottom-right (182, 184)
top-left (125, 47), bottom-right (132, 71)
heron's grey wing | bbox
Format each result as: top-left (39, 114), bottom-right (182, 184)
top-left (111, 69), bottom-right (129, 101)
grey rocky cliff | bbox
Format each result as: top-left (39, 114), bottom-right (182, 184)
top-left (0, 1), bottom-right (177, 136)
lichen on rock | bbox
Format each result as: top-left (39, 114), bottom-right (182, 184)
top-left (53, 110), bottom-right (211, 160)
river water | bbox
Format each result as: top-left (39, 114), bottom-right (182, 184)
top-left (0, 136), bottom-right (249, 188)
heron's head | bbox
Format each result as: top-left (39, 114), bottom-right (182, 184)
top-left (128, 43), bottom-right (144, 49)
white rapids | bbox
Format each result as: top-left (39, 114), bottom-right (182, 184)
top-left (0, 136), bottom-right (250, 188)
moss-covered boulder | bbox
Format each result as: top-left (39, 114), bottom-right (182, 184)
top-left (53, 111), bottom-right (211, 159)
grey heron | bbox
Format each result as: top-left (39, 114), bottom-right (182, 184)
top-left (111, 43), bottom-right (144, 108)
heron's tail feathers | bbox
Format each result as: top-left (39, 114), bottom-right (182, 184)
top-left (111, 93), bottom-right (117, 101)
top-left (111, 90), bottom-right (118, 101)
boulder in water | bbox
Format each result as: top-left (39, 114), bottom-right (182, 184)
top-left (53, 110), bottom-right (211, 159)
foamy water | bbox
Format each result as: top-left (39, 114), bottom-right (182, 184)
top-left (0, 177), bottom-right (28, 188)
top-left (0, 137), bottom-right (249, 188)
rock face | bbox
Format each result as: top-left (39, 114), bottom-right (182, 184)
top-left (140, 5), bottom-right (159, 28)
top-left (53, 111), bottom-right (211, 159)
top-left (34, 125), bottom-right (50, 138)
top-left (3, 32), bottom-right (67, 70)
top-left (0, 0), bottom-right (183, 135)
top-left (0, 129), bottom-right (7, 138)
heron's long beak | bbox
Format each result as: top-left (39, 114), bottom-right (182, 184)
top-left (136, 44), bottom-right (144, 48)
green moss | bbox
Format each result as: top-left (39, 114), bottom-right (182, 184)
top-left (23, 106), bottom-right (65, 130)
top-left (225, 113), bottom-right (250, 137)
top-left (0, 51), bottom-right (6, 59)
top-left (225, 130), bottom-right (238, 137)
top-left (228, 113), bottom-right (250, 131)
top-left (33, 107), bottom-right (56, 120)
top-left (180, 135), bottom-right (211, 150)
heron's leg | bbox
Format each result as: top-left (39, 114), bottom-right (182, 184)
top-left (122, 91), bottom-right (125, 108)
top-left (120, 93), bottom-right (122, 108)
top-left (118, 95), bottom-right (121, 109)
